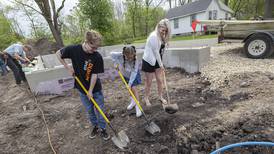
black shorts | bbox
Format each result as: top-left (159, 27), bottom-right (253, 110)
top-left (141, 59), bottom-right (160, 73)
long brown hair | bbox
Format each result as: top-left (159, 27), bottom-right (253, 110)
top-left (122, 46), bottom-right (136, 69)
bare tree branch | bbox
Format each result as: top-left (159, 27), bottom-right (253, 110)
top-left (57, 0), bottom-right (66, 16)
top-left (12, 0), bottom-right (43, 16)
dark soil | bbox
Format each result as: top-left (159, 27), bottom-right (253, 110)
top-left (1, 68), bottom-right (274, 154)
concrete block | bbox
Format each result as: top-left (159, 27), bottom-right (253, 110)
top-left (25, 66), bottom-right (74, 94)
top-left (163, 47), bottom-right (210, 73)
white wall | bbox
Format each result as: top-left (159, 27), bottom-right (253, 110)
top-left (171, 12), bottom-right (207, 35)
top-left (206, 0), bottom-right (232, 20)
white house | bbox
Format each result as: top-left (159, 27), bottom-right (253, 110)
top-left (166, 0), bottom-right (233, 35)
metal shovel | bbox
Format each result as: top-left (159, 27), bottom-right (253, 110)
top-left (117, 70), bottom-right (161, 135)
top-left (75, 76), bottom-right (129, 150)
top-left (162, 71), bottom-right (179, 114)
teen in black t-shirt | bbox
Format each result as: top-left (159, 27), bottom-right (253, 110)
top-left (56, 30), bottom-right (110, 141)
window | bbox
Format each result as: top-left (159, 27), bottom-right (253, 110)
top-left (209, 11), bottom-right (212, 20)
top-left (174, 18), bottom-right (179, 29)
top-left (213, 10), bottom-right (218, 19)
top-left (190, 14), bottom-right (196, 26)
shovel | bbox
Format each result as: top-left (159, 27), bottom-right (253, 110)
top-left (116, 69), bottom-right (161, 135)
top-left (162, 71), bottom-right (179, 114)
top-left (74, 76), bottom-right (129, 150)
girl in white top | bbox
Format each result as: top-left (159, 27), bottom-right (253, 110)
top-left (111, 46), bottom-right (142, 117)
top-left (141, 19), bottom-right (171, 107)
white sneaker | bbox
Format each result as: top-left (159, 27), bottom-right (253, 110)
top-left (135, 106), bottom-right (142, 117)
top-left (127, 97), bottom-right (135, 110)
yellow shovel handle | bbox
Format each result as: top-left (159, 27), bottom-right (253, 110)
top-left (117, 70), bottom-right (144, 113)
top-left (75, 76), bottom-right (110, 124)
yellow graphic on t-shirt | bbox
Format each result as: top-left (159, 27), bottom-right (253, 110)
top-left (85, 62), bottom-right (93, 81)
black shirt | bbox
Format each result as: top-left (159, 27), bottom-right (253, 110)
top-left (60, 44), bottom-right (104, 94)
top-left (159, 44), bottom-right (165, 60)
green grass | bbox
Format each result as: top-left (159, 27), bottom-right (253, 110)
top-left (133, 34), bottom-right (217, 44)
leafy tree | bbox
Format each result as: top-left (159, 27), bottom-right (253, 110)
top-left (79, 0), bottom-right (115, 44)
top-left (13, 0), bottom-right (66, 48)
top-left (0, 13), bottom-right (22, 50)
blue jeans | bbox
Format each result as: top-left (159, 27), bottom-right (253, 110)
top-left (79, 90), bottom-right (106, 129)
top-left (0, 58), bottom-right (8, 76)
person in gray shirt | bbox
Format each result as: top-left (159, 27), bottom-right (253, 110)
top-left (111, 46), bottom-right (142, 117)
top-left (1, 44), bottom-right (32, 84)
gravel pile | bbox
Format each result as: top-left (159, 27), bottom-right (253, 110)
top-left (201, 43), bottom-right (274, 90)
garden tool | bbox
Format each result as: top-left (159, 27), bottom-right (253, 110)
top-left (116, 68), bottom-right (161, 135)
top-left (75, 76), bottom-right (129, 150)
top-left (162, 71), bottom-right (179, 114)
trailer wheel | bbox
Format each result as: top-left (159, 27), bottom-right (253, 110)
top-left (244, 34), bottom-right (273, 59)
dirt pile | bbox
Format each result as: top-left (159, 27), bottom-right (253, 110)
top-left (26, 38), bottom-right (60, 56)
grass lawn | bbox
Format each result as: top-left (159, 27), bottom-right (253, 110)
top-left (133, 34), bottom-right (217, 43)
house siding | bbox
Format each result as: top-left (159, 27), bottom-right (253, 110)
top-left (206, 0), bottom-right (232, 20)
top-left (169, 0), bottom-right (232, 35)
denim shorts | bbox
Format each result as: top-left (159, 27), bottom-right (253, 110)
top-left (124, 71), bottom-right (141, 87)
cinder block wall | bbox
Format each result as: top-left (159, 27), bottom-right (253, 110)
top-left (26, 47), bottom-right (210, 94)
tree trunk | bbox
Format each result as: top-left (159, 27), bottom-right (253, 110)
top-left (46, 19), bottom-right (64, 48)
top-left (145, 6), bottom-right (149, 36)
top-left (168, 0), bottom-right (172, 9)
top-left (224, 0), bottom-right (229, 5)
top-left (264, 0), bottom-right (273, 19)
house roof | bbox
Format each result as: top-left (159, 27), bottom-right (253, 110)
top-left (166, 0), bottom-right (233, 19)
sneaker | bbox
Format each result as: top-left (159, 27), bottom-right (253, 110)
top-left (100, 129), bottom-right (110, 141)
top-left (135, 106), bottom-right (142, 117)
top-left (127, 97), bottom-right (136, 110)
top-left (89, 126), bottom-right (99, 139)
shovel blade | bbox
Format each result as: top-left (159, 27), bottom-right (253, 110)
top-left (163, 103), bottom-right (179, 114)
top-left (111, 130), bottom-right (130, 150)
top-left (145, 121), bottom-right (161, 135)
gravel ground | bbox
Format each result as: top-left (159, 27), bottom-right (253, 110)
top-left (201, 43), bottom-right (274, 96)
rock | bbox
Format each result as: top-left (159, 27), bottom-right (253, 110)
top-left (242, 126), bottom-right (255, 134)
top-left (191, 144), bottom-right (199, 150)
top-left (240, 81), bottom-right (249, 88)
top-left (158, 145), bottom-right (169, 154)
top-left (23, 105), bottom-right (27, 111)
top-left (192, 102), bottom-right (204, 108)
top-left (191, 150), bottom-right (199, 154)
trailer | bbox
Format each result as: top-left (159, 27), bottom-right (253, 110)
top-left (199, 20), bottom-right (274, 59)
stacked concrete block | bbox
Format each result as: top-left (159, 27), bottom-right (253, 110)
top-left (163, 47), bottom-right (210, 73)
top-left (25, 47), bottom-right (210, 94)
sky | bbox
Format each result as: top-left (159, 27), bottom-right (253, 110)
top-left (1, 0), bottom-right (78, 36)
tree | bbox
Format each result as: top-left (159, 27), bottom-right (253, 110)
top-left (264, 0), bottom-right (273, 19)
top-left (224, 0), bottom-right (229, 5)
top-left (79, 0), bottom-right (115, 44)
top-left (13, 0), bottom-right (66, 48)
top-left (0, 13), bottom-right (22, 50)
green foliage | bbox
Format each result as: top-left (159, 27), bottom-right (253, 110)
top-left (79, 0), bottom-right (116, 45)
top-left (124, 0), bottom-right (165, 38)
top-left (221, 0), bottom-right (266, 19)
top-left (0, 13), bottom-right (22, 50)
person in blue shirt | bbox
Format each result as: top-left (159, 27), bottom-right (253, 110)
top-left (111, 46), bottom-right (142, 117)
top-left (1, 44), bottom-right (32, 84)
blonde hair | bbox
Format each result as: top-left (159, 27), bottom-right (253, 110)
top-left (85, 30), bottom-right (102, 46)
top-left (155, 18), bottom-right (171, 43)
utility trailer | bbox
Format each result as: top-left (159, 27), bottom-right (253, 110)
top-left (200, 20), bottom-right (274, 59)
